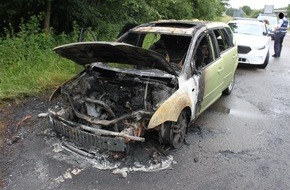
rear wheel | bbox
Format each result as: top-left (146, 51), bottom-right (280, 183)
top-left (159, 112), bottom-right (188, 149)
top-left (223, 74), bottom-right (235, 95)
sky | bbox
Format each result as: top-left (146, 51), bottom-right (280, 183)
top-left (229, 0), bottom-right (290, 9)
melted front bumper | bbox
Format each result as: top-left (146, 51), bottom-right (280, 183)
top-left (49, 110), bottom-right (145, 152)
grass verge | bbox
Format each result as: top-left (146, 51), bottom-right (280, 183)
top-left (0, 16), bottom-right (77, 101)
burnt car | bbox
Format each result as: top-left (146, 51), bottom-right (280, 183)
top-left (49, 20), bottom-right (238, 152)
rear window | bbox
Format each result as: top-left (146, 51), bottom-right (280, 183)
top-left (120, 32), bottom-right (191, 64)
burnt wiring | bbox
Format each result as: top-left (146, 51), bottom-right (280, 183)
top-left (144, 62), bottom-right (156, 111)
top-left (62, 91), bottom-right (152, 129)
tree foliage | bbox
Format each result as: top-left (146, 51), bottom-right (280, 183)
top-left (287, 4), bottom-right (290, 19)
top-left (0, 0), bottom-right (228, 99)
top-left (242, 5), bottom-right (252, 16)
top-left (0, 0), bottom-right (227, 39)
top-left (192, 0), bottom-right (226, 20)
top-left (226, 6), bottom-right (262, 18)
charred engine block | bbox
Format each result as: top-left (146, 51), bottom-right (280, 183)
top-left (60, 68), bottom-right (176, 132)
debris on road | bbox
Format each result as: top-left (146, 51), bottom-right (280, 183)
top-left (15, 115), bottom-right (32, 132)
top-left (38, 112), bottom-right (49, 118)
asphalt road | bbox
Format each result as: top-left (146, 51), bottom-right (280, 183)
top-left (1, 34), bottom-right (290, 190)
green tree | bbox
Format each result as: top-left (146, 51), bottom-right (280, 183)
top-left (44, 0), bottom-right (52, 34)
top-left (0, 0), bottom-right (227, 38)
top-left (242, 5), bottom-right (252, 16)
top-left (0, 0), bottom-right (46, 34)
top-left (226, 8), bottom-right (238, 16)
top-left (192, 0), bottom-right (225, 20)
top-left (287, 4), bottom-right (290, 18)
top-left (249, 9), bottom-right (263, 18)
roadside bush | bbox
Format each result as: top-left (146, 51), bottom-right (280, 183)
top-left (0, 16), bottom-right (76, 100)
top-left (0, 10), bottom-right (230, 101)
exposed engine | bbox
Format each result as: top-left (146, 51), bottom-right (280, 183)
top-left (58, 65), bottom-right (177, 134)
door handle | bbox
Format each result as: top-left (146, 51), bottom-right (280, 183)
top-left (218, 67), bottom-right (223, 73)
top-left (232, 54), bottom-right (238, 59)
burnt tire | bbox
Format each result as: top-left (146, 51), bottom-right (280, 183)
top-left (159, 112), bottom-right (188, 149)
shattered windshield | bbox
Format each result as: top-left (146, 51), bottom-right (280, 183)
top-left (120, 32), bottom-right (192, 69)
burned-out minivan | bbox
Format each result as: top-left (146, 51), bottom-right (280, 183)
top-left (49, 20), bottom-right (238, 152)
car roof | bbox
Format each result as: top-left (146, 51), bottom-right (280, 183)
top-left (229, 18), bottom-right (265, 25)
top-left (257, 14), bottom-right (276, 18)
top-left (130, 20), bottom-right (230, 36)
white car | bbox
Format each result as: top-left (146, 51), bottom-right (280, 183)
top-left (228, 18), bottom-right (270, 68)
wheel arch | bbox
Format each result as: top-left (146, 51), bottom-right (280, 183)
top-left (147, 91), bottom-right (192, 129)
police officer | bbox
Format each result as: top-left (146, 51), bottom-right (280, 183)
top-left (273, 12), bottom-right (289, 58)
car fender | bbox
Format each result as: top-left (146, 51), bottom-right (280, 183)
top-left (147, 78), bottom-right (199, 129)
top-left (147, 87), bottom-right (192, 129)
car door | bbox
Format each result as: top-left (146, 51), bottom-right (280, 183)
top-left (192, 31), bottom-right (224, 115)
top-left (212, 28), bottom-right (238, 91)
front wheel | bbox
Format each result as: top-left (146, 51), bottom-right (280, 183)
top-left (159, 112), bottom-right (188, 149)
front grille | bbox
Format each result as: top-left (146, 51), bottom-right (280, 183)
top-left (50, 114), bottom-right (127, 152)
top-left (238, 58), bottom-right (247, 62)
top-left (238, 45), bottom-right (251, 54)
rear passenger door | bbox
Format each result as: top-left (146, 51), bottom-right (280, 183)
top-left (212, 28), bottom-right (238, 91)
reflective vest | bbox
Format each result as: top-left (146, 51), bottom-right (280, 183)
top-left (279, 18), bottom-right (289, 33)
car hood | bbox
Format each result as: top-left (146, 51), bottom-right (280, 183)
top-left (54, 41), bottom-right (177, 76)
top-left (234, 33), bottom-right (270, 48)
